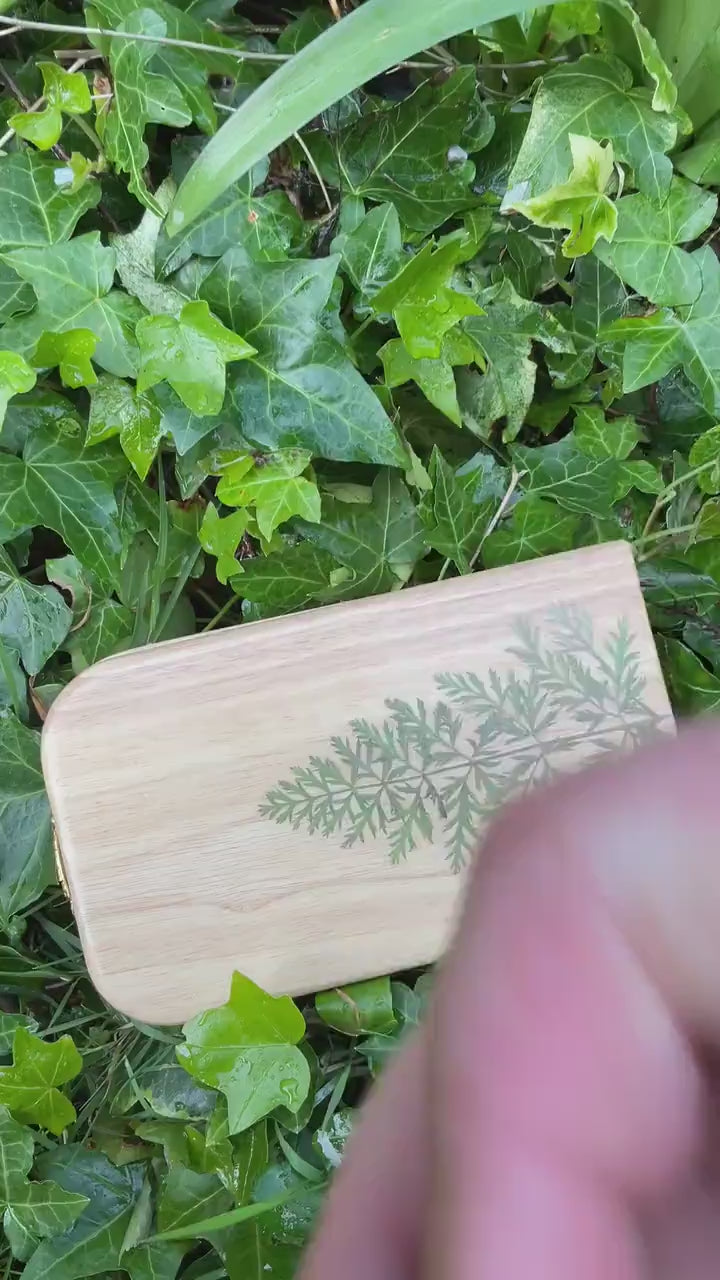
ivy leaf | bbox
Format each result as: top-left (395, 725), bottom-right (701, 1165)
top-left (216, 449), bottom-right (321, 541)
top-left (156, 150), bottom-right (306, 277)
top-left (200, 249), bottom-right (405, 465)
top-left (372, 236), bottom-right (482, 360)
top-left (0, 153), bottom-right (100, 250)
top-left (0, 263), bottom-right (34, 325)
top-left (295, 470), bottom-right (427, 597)
top-left (1, 233), bottom-right (143, 378)
top-left (87, 375), bottom-right (163, 481)
top-left (594, 177), bottom-right (717, 306)
top-left (676, 118), bottom-right (720, 187)
top-left (512, 434), bottom-right (622, 517)
top-left (22, 1147), bottom-right (143, 1280)
top-left (380, 329), bottom-right (474, 427)
top-left (0, 716), bottom-right (54, 929)
top-left (689, 424), bottom-right (720, 493)
top-left (311, 69), bottom-right (479, 234)
top-left (177, 972), bottom-right (311, 1136)
top-left (315, 977), bottom-right (396, 1037)
top-left (0, 352), bottom-right (36, 425)
top-left (0, 418), bottom-right (128, 587)
top-left (101, 8), bottom-right (192, 213)
top-left (4, 1180), bottom-right (89, 1263)
top-left (235, 543), bottom-right (343, 614)
top-left (157, 1166), bottom-right (230, 1235)
top-left (124, 1241), bottom-right (186, 1280)
top-left (0, 1028), bottom-right (81, 1135)
top-left (461, 279), bottom-right (575, 440)
top-left (111, 185), bottom-right (186, 318)
top-left (607, 245), bottom-right (720, 414)
top-left (548, 255), bottom-right (626, 388)
top-left (9, 63), bottom-right (92, 153)
top-left (658, 636), bottom-right (720, 713)
top-left (510, 134), bottom-right (618, 258)
top-left (32, 331), bottom-right (97, 390)
top-left (136, 300), bottom-right (256, 416)
top-left (0, 545), bottom-right (71, 675)
top-left (482, 495), bottom-right (583, 567)
top-left (334, 203), bottom-right (405, 309)
top-left (505, 54), bottom-right (678, 204)
top-left (418, 448), bottom-right (508, 573)
top-left (199, 506), bottom-right (247, 584)
top-left (0, 1104), bottom-right (33, 1198)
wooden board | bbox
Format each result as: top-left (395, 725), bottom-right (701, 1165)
top-left (42, 543), bottom-right (673, 1024)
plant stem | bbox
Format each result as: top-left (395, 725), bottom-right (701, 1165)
top-left (202, 590), bottom-right (243, 632)
top-left (0, 12), bottom-right (291, 58)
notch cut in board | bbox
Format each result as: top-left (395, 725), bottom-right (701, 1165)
top-left (43, 542), bottom-right (673, 1025)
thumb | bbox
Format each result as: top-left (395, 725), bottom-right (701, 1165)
top-left (425, 723), bottom-right (720, 1278)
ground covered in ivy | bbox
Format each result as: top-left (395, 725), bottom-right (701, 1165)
top-left (1, 1), bottom-right (720, 1275)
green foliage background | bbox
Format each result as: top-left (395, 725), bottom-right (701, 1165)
top-left (1, 0), bottom-right (720, 1274)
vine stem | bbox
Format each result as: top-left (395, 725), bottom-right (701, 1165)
top-left (636, 457), bottom-right (715, 548)
top-left (0, 13), bottom-right (291, 59)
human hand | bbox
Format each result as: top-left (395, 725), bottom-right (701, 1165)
top-left (300, 724), bottom-right (720, 1279)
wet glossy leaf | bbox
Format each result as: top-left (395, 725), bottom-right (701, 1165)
top-left (22, 1147), bottom-right (143, 1280)
top-left (1, 233), bottom-right (143, 378)
top-left (0, 545), bottom-right (71, 675)
top-left (0, 352), bottom-right (36, 425)
top-left (112, 188), bottom-right (186, 319)
top-left (32, 331), bottom-right (97, 390)
top-left (594, 177), bottom-right (717, 306)
top-left (0, 153), bottom-right (100, 250)
top-left (136, 300), bottom-right (256, 417)
top-left (548, 255), bottom-right (626, 388)
top-left (315, 977), bottom-right (396, 1037)
top-left (177, 972), bottom-right (311, 1135)
top-left (87, 375), bottom-right (163, 481)
top-left (0, 1028), bottom-right (81, 1134)
top-left (157, 1166), bottom-right (230, 1234)
top-left (505, 54), bottom-right (677, 204)
top-left (295, 470), bottom-right (427, 597)
top-left (511, 134), bottom-right (618, 258)
top-left (9, 106), bottom-right (64, 152)
top-left (372, 236), bottom-right (482, 360)
top-left (0, 716), bottom-right (54, 928)
top-left (200, 249), bottom-right (405, 465)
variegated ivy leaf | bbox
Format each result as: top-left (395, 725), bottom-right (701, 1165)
top-left (510, 135), bottom-right (618, 259)
top-left (505, 54), bottom-right (678, 205)
top-left (136, 300), bottom-right (256, 416)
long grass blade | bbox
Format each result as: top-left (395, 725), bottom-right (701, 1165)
top-left (167, 0), bottom-right (551, 235)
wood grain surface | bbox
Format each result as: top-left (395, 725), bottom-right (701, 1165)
top-left (42, 543), bottom-right (673, 1024)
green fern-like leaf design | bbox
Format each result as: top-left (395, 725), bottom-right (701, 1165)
top-left (260, 606), bottom-right (665, 870)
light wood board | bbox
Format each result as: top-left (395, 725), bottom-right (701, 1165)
top-left (42, 543), bottom-right (673, 1024)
